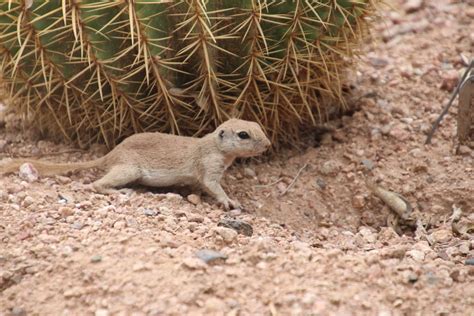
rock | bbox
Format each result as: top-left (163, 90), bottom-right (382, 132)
top-left (113, 220), bottom-right (126, 229)
top-left (19, 163), bottom-right (39, 182)
top-left (63, 287), bottom-right (83, 298)
top-left (71, 221), bottom-right (84, 230)
top-left (91, 255), bottom-right (102, 263)
top-left (243, 167), bottom-right (257, 178)
top-left (315, 178), bottom-right (326, 189)
top-left (406, 249), bottom-right (425, 262)
top-left (61, 245), bottom-right (74, 257)
top-left (358, 227), bottom-right (377, 243)
top-left (182, 257), bottom-right (207, 270)
top-left (22, 196), bottom-right (35, 207)
top-left (218, 218), bottom-right (253, 236)
top-left (458, 242), bottom-right (470, 255)
top-left (352, 195), bottom-right (365, 209)
top-left (214, 227), bottom-right (238, 243)
top-left (0, 139), bottom-right (7, 152)
top-left (465, 258), bottom-right (474, 266)
top-left (361, 159), bottom-right (375, 171)
top-left (196, 249), bottom-right (228, 264)
top-left (320, 133), bottom-right (333, 145)
top-left (291, 241), bottom-right (312, 260)
top-left (368, 57), bottom-right (389, 68)
top-left (159, 236), bottom-right (179, 248)
top-left (164, 192), bottom-right (183, 202)
top-left (126, 217), bottom-right (138, 228)
top-left (10, 307), bottom-right (27, 316)
top-left (95, 309), bottom-right (110, 316)
top-left (59, 206), bottom-right (74, 218)
top-left (228, 209), bottom-right (242, 217)
top-left (320, 160), bottom-right (340, 176)
top-left (204, 297), bottom-right (227, 313)
top-left (440, 69), bottom-right (459, 92)
top-left (429, 229), bottom-right (452, 243)
top-left (186, 194), bottom-right (201, 205)
top-left (132, 262), bottom-right (152, 272)
top-left (389, 125), bottom-right (410, 141)
top-left (446, 246), bottom-right (460, 257)
top-left (188, 213), bottom-right (204, 223)
top-left (405, 0), bottom-right (423, 13)
top-left (276, 182), bottom-right (287, 194)
top-left (142, 208), bottom-right (158, 217)
top-left (380, 124), bottom-right (392, 135)
top-left (406, 272), bottom-right (419, 283)
top-left (450, 270), bottom-right (462, 282)
top-left (55, 175), bottom-right (71, 184)
top-left (458, 145), bottom-right (472, 156)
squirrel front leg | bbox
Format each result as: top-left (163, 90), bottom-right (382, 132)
top-left (201, 176), bottom-right (241, 210)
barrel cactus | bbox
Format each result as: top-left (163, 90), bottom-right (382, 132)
top-left (0, 0), bottom-right (379, 148)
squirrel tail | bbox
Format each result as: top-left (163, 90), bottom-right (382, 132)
top-left (0, 157), bottom-right (105, 176)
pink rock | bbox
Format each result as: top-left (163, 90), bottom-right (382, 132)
top-left (19, 163), bottom-right (39, 182)
top-left (440, 69), bottom-right (459, 92)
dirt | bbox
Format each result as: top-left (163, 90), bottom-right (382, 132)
top-left (1, 0), bottom-right (473, 315)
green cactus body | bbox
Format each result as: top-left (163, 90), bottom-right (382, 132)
top-left (0, 0), bottom-right (379, 148)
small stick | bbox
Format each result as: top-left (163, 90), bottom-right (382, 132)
top-left (253, 177), bottom-right (283, 189)
top-left (425, 60), bottom-right (473, 144)
top-left (280, 163), bottom-right (307, 196)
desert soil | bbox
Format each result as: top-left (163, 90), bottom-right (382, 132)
top-left (1, 0), bottom-right (473, 315)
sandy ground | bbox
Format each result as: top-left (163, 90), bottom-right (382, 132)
top-left (1, 0), bottom-right (473, 315)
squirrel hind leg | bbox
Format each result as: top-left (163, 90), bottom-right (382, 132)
top-left (92, 165), bottom-right (141, 194)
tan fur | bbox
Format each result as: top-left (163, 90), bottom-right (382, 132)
top-left (0, 119), bottom-right (271, 209)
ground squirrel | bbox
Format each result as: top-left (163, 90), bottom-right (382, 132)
top-left (0, 119), bottom-right (271, 209)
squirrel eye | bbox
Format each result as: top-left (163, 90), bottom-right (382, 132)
top-left (238, 131), bottom-right (250, 139)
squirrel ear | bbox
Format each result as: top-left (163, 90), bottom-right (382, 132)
top-left (219, 130), bottom-right (225, 138)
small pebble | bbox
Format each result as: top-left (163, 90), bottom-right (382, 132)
top-left (243, 167), bottom-right (256, 178)
top-left (214, 227), bottom-right (238, 243)
top-left (196, 249), bottom-right (228, 264)
top-left (406, 249), bottom-right (425, 262)
top-left (276, 182), bottom-right (287, 194)
top-left (429, 229), bottom-right (451, 243)
top-left (71, 221), bottom-right (84, 230)
top-left (218, 218), bottom-right (253, 236)
top-left (0, 139), bottom-right (7, 152)
top-left (405, 0), bottom-right (423, 13)
top-left (320, 160), bottom-right (340, 176)
top-left (407, 273), bottom-right (418, 283)
top-left (458, 145), bottom-right (472, 156)
top-left (182, 257), bottom-right (207, 270)
top-left (95, 308), bottom-right (110, 316)
top-left (352, 195), bottom-right (365, 209)
top-left (91, 255), bottom-right (102, 263)
top-left (19, 163), bottom-right (39, 182)
top-left (187, 194), bottom-right (201, 205)
top-left (361, 159), bottom-right (375, 171)
top-left (440, 69), bottom-right (459, 92)
top-left (10, 307), bottom-right (27, 316)
top-left (188, 213), bottom-right (204, 223)
top-left (465, 258), bottom-right (474, 266)
top-left (380, 124), bottom-right (392, 135)
top-left (315, 178), bottom-right (326, 189)
top-left (142, 208), bottom-right (158, 216)
top-left (228, 209), bottom-right (242, 217)
top-left (59, 207), bottom-right (74, 218)
top-left (113, 220), bottom-right (126, 229)
top-left (22, 196), bottom-right (35, 207)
